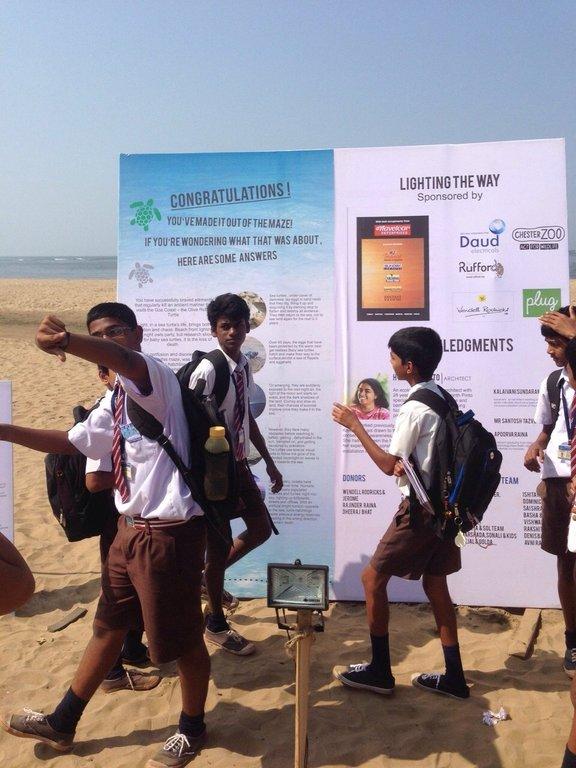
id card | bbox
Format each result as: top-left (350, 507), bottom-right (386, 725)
top-left (559, 442), bottom-right (571, 462)
top-left (120, 423), bottom-right (142, 443)
top-left (122, 462), bottom-right (135, 481)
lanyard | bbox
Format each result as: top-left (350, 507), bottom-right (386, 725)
top-left (560, 381), bottom-right (576, 440)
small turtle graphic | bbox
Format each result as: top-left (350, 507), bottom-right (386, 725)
top-left (129, 262), bottom-right (154, 288)
top-left (130, 199), bottom-right (161, 231)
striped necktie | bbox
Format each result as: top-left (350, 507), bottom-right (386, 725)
top-left (112, 384), bottom-right (130, 502)
top-left (570, 394), bottom-right (576, 481)
top-left (233, 368), bottom-right (246, 460)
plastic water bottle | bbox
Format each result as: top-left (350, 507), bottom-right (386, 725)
top-left (204, 426), bottom-right (230, 501)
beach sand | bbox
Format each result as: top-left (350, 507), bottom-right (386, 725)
top-left (1, 278), bottom-right (576, 768)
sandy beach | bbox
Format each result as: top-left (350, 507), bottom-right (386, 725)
top-left (1, 278), bottom-right (576, 768)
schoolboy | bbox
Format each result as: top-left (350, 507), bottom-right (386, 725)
top-left (188, 293), bottom-right (283, 656)
top-left (558, 337), bottom-right (576, 768)
top-left (0, 303), bottom-right (211, 768)
top-left (525, 305), bottom-right (576, 677)
top-left (332, 326), bottom-right (469, 700)
top-left (87, 364), bottom-right (156, 692)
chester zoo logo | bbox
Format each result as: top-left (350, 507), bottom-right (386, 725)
top-left (130, 199), bottom-right (162, 232)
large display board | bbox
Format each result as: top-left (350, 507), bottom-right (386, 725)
top-left (119, 151), bottom-right (335, 596)
top-left (119, 139), bottom-right (568, 607)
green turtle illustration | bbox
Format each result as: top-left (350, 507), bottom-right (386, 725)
top-left (130, 199), bottom-right (161, 231)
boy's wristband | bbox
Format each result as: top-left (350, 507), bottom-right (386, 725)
top-left (60, 331), bottom-right (71, 350)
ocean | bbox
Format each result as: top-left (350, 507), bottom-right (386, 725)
top-left (0, 252), bottom-right (574, 280)
top-left (0, 255), bottom-right (116, 279)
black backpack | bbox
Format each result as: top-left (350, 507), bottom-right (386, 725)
top-left (546, 368), bottom-right (563, 427)
top-left (407, 386), bottom-right (502, 539)
top-left (123, 350), bottom-right (243, 540)
top-left (45, 404), bottom-right (117, 542)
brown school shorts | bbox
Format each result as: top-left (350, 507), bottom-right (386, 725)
top-left (232, 460), bottom-right (270, 521)
top-left (95, 515), bottom-right (206, 664)
top-left (370, 498), bottom-right (461, 580)
top-left (538, 478), bottom-right (574, 557)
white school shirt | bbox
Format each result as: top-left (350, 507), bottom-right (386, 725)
top-left (188, 349), bottom-right (252, 460)
top-left (69, 353), bottom-right (203, 521)
top-left (533, 368), bottom-right (574, 479)
top-left (85, 455), bottom-right (112, 474)
top-left (388, 380), bottom-right (444, 497)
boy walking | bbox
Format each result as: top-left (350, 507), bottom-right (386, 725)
top-left (0, 303), bottom-right (210, 768)
top-left (189, 293), bottom-right (283, 656)
top-left (525, 305), bottom-right (576, 676)
top-left (332, 327), bottom-right (469, 699)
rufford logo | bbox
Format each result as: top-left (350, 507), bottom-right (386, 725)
top-left (374, 223), bottom-right (411, 236)
top-left (385, 275), bottom-right (401, 283)
top-left (523, 288), bottom-right (561, 317)
top-left (458, 259), bottom-right (504, 278)
top-left (512, 226), bottom-right (565, 242)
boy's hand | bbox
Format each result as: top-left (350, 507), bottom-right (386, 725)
top-left (393, 459), bottom-right (406, 477)
top-left (332, 402), bottom-right (360, 432)
top-left (267, 464), bottom-right (283, 493)
top-left (524, 442), bottom-right (544, 472)
top-left (36, 315), bottom-right (69, 361)
top-left (539, 305), bottom-right (576, 339)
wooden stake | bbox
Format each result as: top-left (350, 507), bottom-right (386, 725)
top-left (508, 608), bottom-right (541, 659)
top-left (47, 606), bottom-right (87, 633)
top-left (294, 610), bottom-right (313, 768)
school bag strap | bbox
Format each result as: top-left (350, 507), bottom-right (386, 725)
top-left (125, 398), bottom-right (204, 497)
top-left (546, 368), bottom-right (563, 427)
top-left (405, 387), bottom-right (452, 419)
top-left (123, 392), bottom-right (234, 546)
top-left (178, 348), bottom-right (241, 408)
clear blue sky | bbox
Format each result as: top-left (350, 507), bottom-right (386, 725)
top-left (2, 0), bottom-right (575, 256)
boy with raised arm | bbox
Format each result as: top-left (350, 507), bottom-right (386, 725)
top-left (332, 327), bottom-right (469, 700)
top-left (0, 303), bottom-right (210, 768)
top-left (87, 364), bottom-right (155, 691)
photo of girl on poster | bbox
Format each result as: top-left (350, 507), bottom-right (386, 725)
top-left (349, 377), bottom-right (390, 420)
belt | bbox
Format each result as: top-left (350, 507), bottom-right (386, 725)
top-left (123, 515), bottom-right (194, 530)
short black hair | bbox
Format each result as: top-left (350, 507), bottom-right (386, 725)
top-left (97, 364), bottom-right (109, 376)
top-left (353, 378), bottom-right (389, 409)
top-left (86, 302), bottom-right (137, 330)
top-left (388, 327), bottom-right (443, 380)
top-left (565, 337), bottom-right (576, 373)
top-left (540, 305), bottom-right (571, 339)
top-left (207, 293), bottom-right (250, 331)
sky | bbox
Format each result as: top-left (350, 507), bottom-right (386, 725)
top-left (1, 0), bottom-right (575, 257)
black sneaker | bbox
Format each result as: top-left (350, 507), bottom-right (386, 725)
top-left (564, 648), bottom-right (576, 679)
top-left (146, 729), bottom-right (206, 767)
top-left (411, 672), bottom-right (470, 700)
top-left (121, 644), bottom-right (151, 667)
top-left (0, 708), bottom-right (74, 752)
top-left (333, 663), bottom-right (395, 695)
